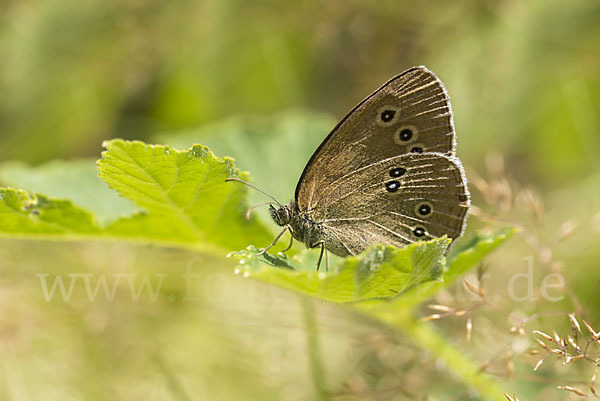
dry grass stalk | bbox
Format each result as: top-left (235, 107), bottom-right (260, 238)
top-left (533, 330), bottom-right (554, 342)
top-left (427, 304), bottom-right (452, 312)
top-left (464, 280), bottom-right (481, 297)
top-left (466, 315), bottom-right (472, 342)
top-left (533, 358), bottom-right (545, 371)
top-left (532, 316), bottom-right (600, 398)
top-left (584, 320), bottom-right (599, 339)
top-left (570, 313), bottom-right (582, 334)
top-left (478, 359), bottom-right (491, 373)
top-left (467, 158), bottom-right (596, 396)
top-left (553, 219), bottom-right (578, 243)
top-left (556, 385), bottom-right (587, 397)
top-left (553, 331), bottom-right (562, 344)
top-left (472, 152), bottom-right (586, 316)
top-left (568, 335), bottom-right (582, 352)
top-left (535, 338), bottom-right (548, 349)
top-left (420, 314), bottom-right (443, 322)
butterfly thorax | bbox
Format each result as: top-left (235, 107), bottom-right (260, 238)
top-left (269, 202), bottom-right (323, 249)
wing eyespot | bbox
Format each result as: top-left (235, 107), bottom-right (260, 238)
top-left (414, 202), bottom-right (433, 218)
top-left (385, 180), bottom-right (400, 192)
top-left (389, 167), bottom-right (406, 178)
top-left (394, 125), bottom-right (418, 145)
top-left (376, 106), bottom-right (401, 127)
top-left (410, 143), bottom-right (425, 153)
top-left (413, 226), bottom-right (426, 237)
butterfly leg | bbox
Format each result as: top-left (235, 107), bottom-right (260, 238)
top-left (312, 240), bottom-right (327, 271)
top-left (257, 224), bottom-right (292, 256)
top-left (281, 231), bottom-right (294, 252)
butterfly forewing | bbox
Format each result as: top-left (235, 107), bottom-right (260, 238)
top-left (315, 152), bottom-right (469, 256)
top-left (296, 66), bottom-right (456, 212)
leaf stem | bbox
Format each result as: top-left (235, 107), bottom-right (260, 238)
top-left (369, 306), bottom-right (508, 401)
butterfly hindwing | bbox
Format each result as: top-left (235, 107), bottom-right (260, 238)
top-left (315, 152), bottom-right (470, 256)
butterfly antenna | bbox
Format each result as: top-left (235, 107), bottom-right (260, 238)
top-left (225, 178), bottom-right (283, 207)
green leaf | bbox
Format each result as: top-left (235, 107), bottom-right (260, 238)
top-left (228, 228), bottom-right (515, 401)
top-left (98, 139), bottom-right (273, 250)
top-left (228, 237), bottom-right (451, 303)
top-left (157, 111), bottom-right (336, 222)
top-left (230, 229), bottom-right (515, 305)
top-left (0, 140), bottom-right (273, 252)
top-left (446, 228), bottom-right (518, 279)
top-left (0, 159), bottom-right (136, 224)
top-left (0, 188), bottom-right (100, 236)
top-left (397, 228), bottom-right (517, 307)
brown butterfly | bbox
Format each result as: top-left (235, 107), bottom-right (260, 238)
top-left (229, 66), bottom-right (470, 270)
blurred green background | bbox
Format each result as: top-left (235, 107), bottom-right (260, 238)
top-left (1, 0), bottom-right (600, 400)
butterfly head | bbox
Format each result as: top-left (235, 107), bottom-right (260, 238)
top-left (269, 203), bottom-right (293, 226)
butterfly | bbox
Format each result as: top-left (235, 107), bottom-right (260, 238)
top-left (229, 66), bottom-right (470, 270)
